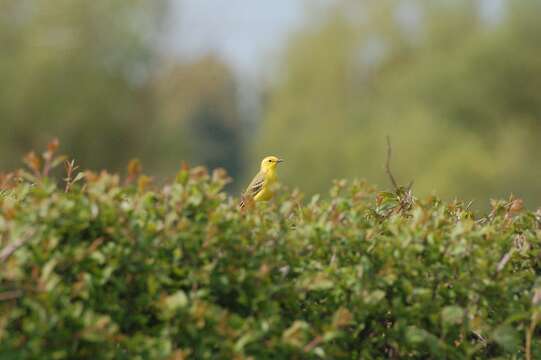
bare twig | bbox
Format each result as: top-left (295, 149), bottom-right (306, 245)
top-left (42, 138), bottom-right (58, 177)
top-left (303, 335), bottom-right (323, 353)
top-left (385, 136), bottom-right (398, 191)
top-left (526, 288), bottom-right (541, 360)
top-left (0, 239), bottom-right (27, 263)
top-left (471, 330), bottom-right (487, 345)
top-left (329, 248), bottom-right (337, 267)
top-left (526, 315), bottom-right (537, 360)
top-left (0, 230), bottom-right (35, 263)
top-left (64, 159), bottom-right (79, 192)
top-left (496, 249), bottom-right (514, 273)
top-left (406, 180), bottom-right (414, 191)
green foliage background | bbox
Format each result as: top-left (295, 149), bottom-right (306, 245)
top-left (256, 0), bottom-right (541, 206)
top-left (1, 149), bottom-right (541, 358)
top-left (0, 0), bottom-right (243, 179)
top-left (1, 1), bottom-right (541, 205)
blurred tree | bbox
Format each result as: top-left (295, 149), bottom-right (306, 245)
top-left (257, 0), bottom-right (541, 206)
top-left (0, 1), bottom-right (244, 182)
top-left (151, 55), bottom-right (243, 181)
top-left (0, 0), bottom-right (167, 171)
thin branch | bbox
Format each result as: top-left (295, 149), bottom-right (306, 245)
top-left (64, 159), bottom-right (80, 193)
top-left (526, 287), bottom-right (541, 360)
top-left (496, 249), bottom-right (514, 273)
top-left (0, 230), bottom-right (34, 263)
top-left (406, 180), bottom-right (414, 191)
top-left (385, 136), bottom-right (398, 191)
top-left (303, 335), bottom-right (323, 353)
top-left (471, 330), bottom-right (487, 344)
top-left (526, 313), bottom-right (539, 360)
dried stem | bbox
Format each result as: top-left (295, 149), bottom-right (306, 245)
top-left (526, 288), bottom-right (541, 360)
top-left (525, 314), bottom-right (538, 360)
top-left (385, 136), bottom-right (399, 191)
top-left (64, 159), bottom-right (77, 192)
top-left (0, 230), bottom-right (34, 263)
top-left (303, 335), bottom-right (323, 353)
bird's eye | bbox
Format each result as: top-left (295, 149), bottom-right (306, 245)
top-left (268, 159), bottom-right (272, 162)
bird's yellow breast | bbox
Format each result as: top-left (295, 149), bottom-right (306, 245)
top-left (254, 169), bottom-right (277, 201)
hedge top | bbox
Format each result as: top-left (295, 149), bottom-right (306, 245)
top-left (1, 143), bottom-right (540, 359)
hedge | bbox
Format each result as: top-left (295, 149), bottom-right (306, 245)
top-left (1, 146), bottom-right (541, 359)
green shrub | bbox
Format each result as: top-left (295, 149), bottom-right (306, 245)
top-left (1, 147), bottom-right (541, 359)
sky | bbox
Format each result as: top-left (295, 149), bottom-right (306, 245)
top-left (164, 0), bottom-right (322, 78)
top-left (164, 0), bottom-right (505, 78)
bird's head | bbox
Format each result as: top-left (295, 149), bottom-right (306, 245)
top-left (260, 156), bottom-right (284, 171)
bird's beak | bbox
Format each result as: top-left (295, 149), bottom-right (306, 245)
top-left (277, 159), bottom-right (284, 163)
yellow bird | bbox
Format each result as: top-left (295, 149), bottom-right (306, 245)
top-left (239, 156), bottom-right (284, 208)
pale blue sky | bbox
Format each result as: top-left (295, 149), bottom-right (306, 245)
top-left (164, 0), bottom-right (505, 78)
top-left (164, 0), bottom-right (331, 77)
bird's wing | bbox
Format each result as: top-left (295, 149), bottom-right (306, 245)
top-left (245, 171), bottom-right (266, 198)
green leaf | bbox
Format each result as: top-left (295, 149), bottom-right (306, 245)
top-left (492, 325), bottom-right (520, 352)
top-left (168, 291), bottom-right (188, 308)
top-left (441, 306), bottom-right (464, 326)
top-left (405, 326), bottom-right (427, 344)
top-left (365, 290), bottom-right (386, 305)
top-left (297, 272), bottom-right (334, 291)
